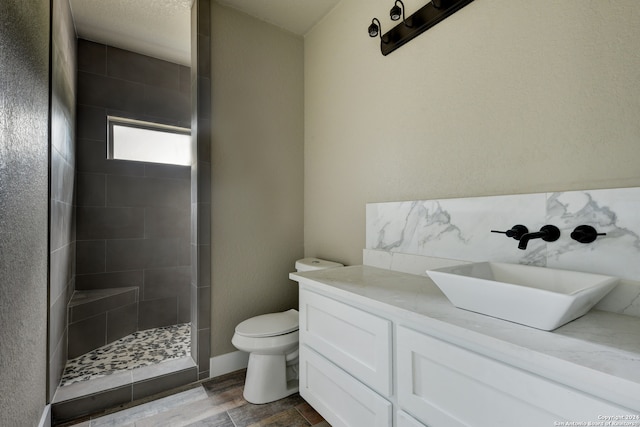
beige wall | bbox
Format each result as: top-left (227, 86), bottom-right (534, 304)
top-left (304, 0), bottom-right (640, 266)
top-left (210, 3), bottom-right (304, 356)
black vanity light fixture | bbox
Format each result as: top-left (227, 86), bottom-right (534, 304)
top-left (369, 0), bottom-right (475, 56)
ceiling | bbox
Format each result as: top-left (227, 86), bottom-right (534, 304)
top-left (217, 0), bottom-right (340, 36)
top-left (69, 0), bottom-right (341, 66)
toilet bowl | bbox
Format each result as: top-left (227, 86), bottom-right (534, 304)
top-left (232, 257), bottom-right (343, 404)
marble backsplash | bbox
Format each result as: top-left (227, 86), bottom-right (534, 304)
top-left (365, 187), bottom-right (640, 318)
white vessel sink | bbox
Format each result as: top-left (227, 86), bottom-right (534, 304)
top-left (426, 262), bottom-right (618, 330)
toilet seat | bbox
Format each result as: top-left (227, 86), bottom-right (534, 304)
top-left (235, 309), bottom-right (299, 338)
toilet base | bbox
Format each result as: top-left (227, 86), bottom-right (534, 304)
top-left (243, 353), bottom-right (299, 404)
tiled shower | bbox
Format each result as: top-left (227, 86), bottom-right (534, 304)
top-left (48, 2), bottom-right (214, 419)
top-left (73, 39), bottom-right (191, 355)
top-left (51, 36), bottom-right (194, 392)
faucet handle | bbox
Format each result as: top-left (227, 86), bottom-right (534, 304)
top-left (491, 224), bottom-right (528, 240)
top-left (571, 225), bottom-right (606, 243)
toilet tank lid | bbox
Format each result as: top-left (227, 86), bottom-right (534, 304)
top-left (295, 257), bottom-right (344, 272)
top-left (235, 309), bottom-right (299, 338)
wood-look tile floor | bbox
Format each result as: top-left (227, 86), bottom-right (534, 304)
top-left (59, 369), bottom-right (330, 427)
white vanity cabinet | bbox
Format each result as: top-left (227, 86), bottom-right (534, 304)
top-left (294, 267), bottom-right (640, 427)
top-left (298, 289), bottom-right (393, 427)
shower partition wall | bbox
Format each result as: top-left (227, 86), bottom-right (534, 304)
top-left (190, 0), bottom-right (212, 381)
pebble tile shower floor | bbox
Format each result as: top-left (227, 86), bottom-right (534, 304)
top-left (60, 323), bottom-right (191, 386)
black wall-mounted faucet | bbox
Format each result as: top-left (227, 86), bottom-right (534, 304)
top-left (518, 225), bottom-right (561, 250)
top-left (491, 225), bottom-right (529, 240)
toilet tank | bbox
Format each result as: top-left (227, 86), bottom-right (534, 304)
top-left (295, 257), bottom-right (343, 272)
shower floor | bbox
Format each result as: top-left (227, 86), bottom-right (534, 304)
top-left (60, 323), bottom-right (191, 387)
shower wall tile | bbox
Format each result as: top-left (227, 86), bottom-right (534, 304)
top-left (51, 243), bottom-right (75, 300)
top-left (196, 118), bottom-right (211, 160)
top-left (106, 302), bottom-right (138, 343)
top-left (50, 50), bottom-right (75, 402)
top-left (142, 178), bottom-right (190, 207)
top-left (144, 239), bottom-right (184, 267)
top-left (78, 71), bottom-right (145, 112)
top-left (76, 105), bottom-right (106, 141)
top-left (77, 39), bottom-right (105, 74)
top-left (193, 244), bottom-right (211, 288)
top-left (51, 150), bottom-right (75, 204)
top-left (143, 267), bottom-right (191, 301)
top-left (105, 239), bottom-right (147, 270)
top-left (51, 199), bottom-right (74, 251)
top-left (195, 204), bottom-right (210, 245)
top-left (145, 163), bottom-right (190, 180)
top-left (49, 331), bottom-right (67, 401)
top-left (143, 85), bottom-right (190, 123)
top-left (75, 270), bottom-right (143, 291)
top-left (197, 286), bottom-right (211, 329)
top-left (105, 175), bottom-right (150, 207)
top-left (76, 172), bottom-right (105, 206)
top-left (145, 207), bottom-right (191, 238)
top-left (76, 240), bottom-right (105, 274)
top-left (76, 206), bottom-right (145, 240)
top-left (69, 313), bottom-right (107, 359)
top-left (197, 328), bottom-right (210, 370)
top-left (178, 293), bottom-right (191, 324)
top-left (107, 46), bottom-right (181, 90)
top-left (194, 162), bottom-right (211, 204)
top-left (366, 186), bottom-right (640, 318)
top-left (139, 297), bottom-right (178, 330)
top-left (77, 138), bottom-right (146, 176)
top-left (70, 289), bottom-right (137, 323)
top-left (106, 175), bottom-right (190, 208)
top-left (50, 294), bottom-right (69, 359)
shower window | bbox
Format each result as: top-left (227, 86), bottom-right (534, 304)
top-left (107, 116), bottom-right (191, 166)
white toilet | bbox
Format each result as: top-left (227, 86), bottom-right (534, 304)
top-left (232, 257), bottom-right (343, 404)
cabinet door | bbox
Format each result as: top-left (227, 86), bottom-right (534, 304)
top-left (300, 345), bottom-right (392, 427)
top-left (397, 326), bottom-right (631, 427)
top-left (398, 411), bottom-right (428, 427)
top-left (299, 290), bottom-right (392, 396)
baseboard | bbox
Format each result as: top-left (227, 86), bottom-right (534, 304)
top-left (38, 404), bottom-right (51, 427)
top-left (210, 350), bottom-right (249, 377)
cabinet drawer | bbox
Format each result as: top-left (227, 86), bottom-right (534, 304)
top-left (300, 345), bottom-right (392, 427)
top-left (397, 326), bottom-right (631, 427)
top-left (299, 290), bottom-right (392, 396)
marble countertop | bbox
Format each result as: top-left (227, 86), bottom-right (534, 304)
top-left (291, 265), bottom-right (640, 411)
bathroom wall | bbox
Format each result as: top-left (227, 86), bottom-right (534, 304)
top-left (0, 0), bottom-right (50, 425)
top-left (365, 187), bottom-right (640, 317)
top-left (210, 3), bottom-right (305, 356)
top-left (304, 0), bottom-right (640, 266)
top-left (49, 0), bottom-right (77, 400)
top-left (74, 39), bottom-right (191, 356)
